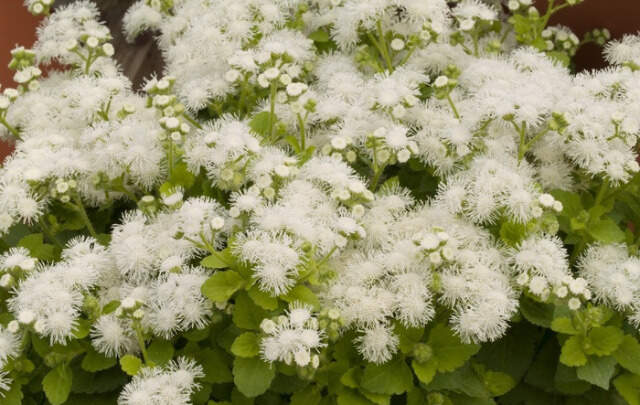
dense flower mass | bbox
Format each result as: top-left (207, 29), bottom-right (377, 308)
top-left (2, 0), bottom-right (640, 403)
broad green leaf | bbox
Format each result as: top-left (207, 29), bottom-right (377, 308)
top-left (614, 335), bottom-right (640, 374)
top-left (18, 233), bottom-right (56, 261)
top-left (428, 363), bottom-right (490, 398)
top-left (360, 390), bottom-right (390, 405)
top-left (43, 364), bottom-right (73, 405)
top-left (519, 296), bottom-right (553, 328)
top-left (551, 317), bottom-right (580, 335)
top-left (120, 354), bottom-right (142, 376)
top-left (231, 332), bottom-right (260, 358)
top-left (282, 284), bottom-right (320, 309)
top-left (614, 373), bottom-right (640, 405)
top-left (412, 358), bottom-right (438, 385)
top-left (248, 286), bottom-right (278, 310)
top-left (483, 370), bottom-right (516, 396)
top-left (585, 326), bottom-right (624, 356)
top-left (360, 357), bottom-right (413, 395)
top-left (249, 111), bottom-right (273, 137)
top-left (554, 364), bottom-right (590, 395)
top-left (499, 221), bottom-right (527, 247)
top-left (309, 29), bottom-right (330, 43)
top-left (147, 339), bottom-right (174, 366)
top-left (233, 292), bottom-right (267, 330)
top-left (232, 357), bottom-right (275, 398)
top-left (2, 381), bottom-right (23, 405)
top-left (291, 385), bottom-right (322, 405)
top-left (81, 346), bottom-right (117, 372)
top-left (560, 336), bottom-right (587, 367)
top-left (200, 348), bottom-right (233, 384)
top-left (340, 367), bottom-right (361, 388)
top-left (429, 324), bottom-right (480, 373)
top-left (201, 250), bottom-right (234, 269)
top-left (576, 355), bottom-right (616, 390)
top-left (168, 162), bottom-right (196, 189)
top-left (336, 389), bottom-right (375, 405)
top-left (588, 218), bottom-right (626, 243)
top-left (201, 270), bottom-right (245, 302)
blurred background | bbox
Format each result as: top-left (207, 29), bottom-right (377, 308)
top-left (0, 0), bottom-right (639, 163)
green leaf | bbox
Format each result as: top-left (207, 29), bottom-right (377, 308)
top-left (201, 270), bottom-right (245, 302)
top-left (551, 317), bottom-right (580, 335)
top-left (233, 292), bottom-right (267, 330)
top-left (428, 363), bottom-right (490, 399)
top-left (340, 367), bottom-right (361, 388)
top-left (309, 29), bottom-right (330, 43)
top-left (231, 332), bottom-right (260, 358)
top-left (43, 364), bottom-right (73, 405)
top-left (201, 250), bottom-right (234, 269)
top-left (614, 335), bottom-right (640, 375)
top-left (429, 324), bottom-right (480, 373)
top-left (81, 346), bottom-right (117, 372)
top-left (499, 221), bottom-right (527, 247)
top-left (560, 336), bottom-right (587, 367)
top-left (519, 296), bottom-right (553, 328)
top-left (282, 284), bottom-right (320, 309)
top-left (337, 389), bottom-right (375, 405)
top-left (232, 356), bottom-right (275, 398)
top-left (102, 300), bottom-right (120, 315)
top-left (576, 355), bottom-right (616, 390)
top-left (555, 363), bottom-right (590, 395)
top-left (588, 218), bottom-right (626, 243)
top-left (72, 318), bottom-right (91, 339)
top-left (360, 356), bottom-right (413, 395)
top-left (2, 381), bottom-right (23, 405)
top-left (483, 370), bottom-right (516, 396)
top-left (412, 358), bottom-right (438, 385)
top-left (147, 339), bottom-right (174, 366)
top-left (120, 354), bottom-right (142, 376)
top-left (614, 373), bottom-right (640, 405)
top-left (168, 162), bottom-right (196, 189)
top-left (291, 385), bottom-right (322, 405)
top-left (18, 233), bottom-right (56, 261)
top-left (585, 326), bottom-right (624, 356)
top-left (248, 286), bottom-right (278, 310)
top-left (249, 111), bottom-right (273, 137)
top-left (199, 348), bottom-right (233, 384)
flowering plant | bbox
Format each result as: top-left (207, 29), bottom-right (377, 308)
top-left (1, 0), bottom-right (640, 403)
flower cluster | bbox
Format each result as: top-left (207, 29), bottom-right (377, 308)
top-left (1, 0), bottom-right (640, 404)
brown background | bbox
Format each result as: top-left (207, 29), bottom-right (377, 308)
top-left (0, 0), bottom-right (639, 163)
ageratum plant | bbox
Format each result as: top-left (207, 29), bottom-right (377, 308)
top-left (1, 0), bottom-right (640, 403)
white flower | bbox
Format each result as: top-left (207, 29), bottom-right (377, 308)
top-left (434, 75), bottom-right (449, 88)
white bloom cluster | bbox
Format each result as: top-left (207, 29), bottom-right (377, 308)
top-left (2, 0), bottom-right (640, 393)
top-left (579, 244), bottom-right (640, 322)
top-left (512, 235), bottom-right (590, 308)
top-left (118, 357), bottom-right (204, 405)
top-left (260, 303), bottom-right (325, 367)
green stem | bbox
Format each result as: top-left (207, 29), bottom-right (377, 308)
top-left (167, 139), bottom-right (174, 179)
top-left (296, 112), bottom-right (306, 151)
top-left (182, 113), bottom-right (202, 130)
top-left (134, 324), bottom-right (150, 364)
top-left (376, 20), bottom-right (394, 72)
top-left (525, 126), bottom-right (550, 150)
top-left (517, 122), bottom-right (527, 163)
top-left (38, 217), bottom-right (63, 250)
top-left (268, 82), bottom-right (277, 141)
top-left (0, 116), bottom-right (21, 139)
top-left (446, 93), bottom-right (460, 119)
top-left (84, 49), bottom-right (94, 76)
top-left (398, 46), bottom-right (417, 67)
top-left (593, 178), bottom-right (610, 208)
top-left (72, 194), bottom-right (99, 240)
